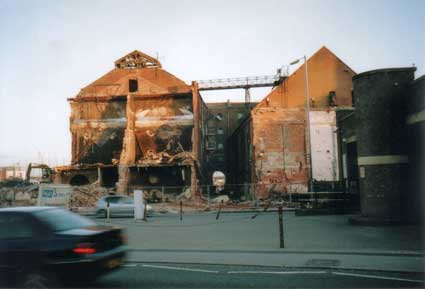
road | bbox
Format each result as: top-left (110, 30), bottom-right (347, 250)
top-left (90, 262), bottom-right (425, 288)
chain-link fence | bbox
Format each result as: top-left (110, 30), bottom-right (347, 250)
top-left (128, 182), bottom-right (359, 211)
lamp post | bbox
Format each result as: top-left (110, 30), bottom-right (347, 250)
top-left (290, 56), bottom-right (316, 207)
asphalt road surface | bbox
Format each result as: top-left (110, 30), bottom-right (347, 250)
top-left (88, 262), bottom-right (425, 289)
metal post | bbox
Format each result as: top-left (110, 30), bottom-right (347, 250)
top-left (207, 185), bottom-right (210, 208)
top-left (303, 55), bottom-right (316, 208)
top-left (107, 201), bottom-right (110, 222)
top-left (216, 200), bottom-right (223, 220)
top-left (278, 206), bottom-right (284, 248)
top-left (245, 87), bottom-right (251, 104)
top-left (180, 200), bottom-right (183, 221)
top-left (161, 186), bottom-right (164, 202)
top-left (143, 202), bottom-right (147, 221)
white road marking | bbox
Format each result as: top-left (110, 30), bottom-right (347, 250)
top-left (227, 270), bottom-right (327, 275)
top-left (122, 264), bottom-right (137, 267)
top-left (141, 264), bottom-right (219, 274)
top-left (332, 272), bottom-right (425, 283)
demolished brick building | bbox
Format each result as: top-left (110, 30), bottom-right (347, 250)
top-left (229, 46), bottom-right (356, 200)
top-left (54, 47), bottom-right (356, 204)
top-left (55, 51), bottom-right (208, 200)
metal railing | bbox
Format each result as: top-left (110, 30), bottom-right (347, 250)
top-left (198, 73), bottom-right (287, 91)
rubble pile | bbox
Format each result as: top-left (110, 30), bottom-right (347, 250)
top-left (69, 182), bottom-right (110, 208)
top-left (0, 179), bottom-right (38, 207)
top-left (138, 151), bottom-right (194, 166)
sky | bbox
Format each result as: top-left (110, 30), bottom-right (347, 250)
top-left (0, 0), bottom-right (424, 167)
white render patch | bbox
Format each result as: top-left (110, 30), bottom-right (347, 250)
top-left (406, 110), bottom-right (425, 125)
top-left (135, 107), bottom-right (194, 127)
top-left (310, 111), bottom-right (339, 181)
top-left (74, 118), bottom-right (127, 123)
top-left (342, 135), bottom-right (357, 143)
top-left (135, 118), bottom-right (194, 128)
top-left (72, 118), bottom-right (127, 129)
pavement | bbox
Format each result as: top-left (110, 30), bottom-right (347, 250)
top-left (92, 211), bottom-right (425, 273)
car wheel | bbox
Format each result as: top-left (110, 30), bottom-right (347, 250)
top-left (96, 209), bottom-right (107, 218)
top-left (22, 273), bottom-right (57, 289)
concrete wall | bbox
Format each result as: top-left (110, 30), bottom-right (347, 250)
top-left (405, 75), bottom-right (425, 222)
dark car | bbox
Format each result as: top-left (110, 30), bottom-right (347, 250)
top-left (0, 206), bottom-right (127, 288)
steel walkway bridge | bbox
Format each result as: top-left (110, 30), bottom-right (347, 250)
top-left (197, 70), bottom-right (287, 102)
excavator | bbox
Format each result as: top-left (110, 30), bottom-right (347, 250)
top-left (25, 163), bottom-right (54, 183)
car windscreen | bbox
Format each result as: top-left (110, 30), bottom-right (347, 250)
top-left (34, 208), bottom-right (95, 231)
top-left (119, 197), bottom-right (134, 204)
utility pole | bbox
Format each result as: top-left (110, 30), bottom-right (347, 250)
top-left (290, 55), bottom-right (316, 207)
top-left (278, 206), bottom-right (284, 248)
top-left (302, 55), bottom-right (316, 207)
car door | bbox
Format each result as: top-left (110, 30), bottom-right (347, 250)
top-left (0, 212), bottom-right (41, 279)
top-left (106, 196), bottom-right (120, 217)
top-left (117, 197), bottom-right (134, 216)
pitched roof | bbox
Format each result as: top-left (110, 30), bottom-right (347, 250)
top-left (114, 50), bottom-right (161, 68)
top-left (255, 46), bottom-right (356, 108)
top-left (75, 51), bottom-right (191, 98)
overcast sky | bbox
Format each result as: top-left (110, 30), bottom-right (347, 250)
top-left (0, 0), bottom-right (424, 167)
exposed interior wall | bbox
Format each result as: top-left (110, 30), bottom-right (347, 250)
top-left (70, 99), bottom-right (127, 165)
top-left (133, 94), bottom-right (194, 164)
top-left (251, 109), bottom-right (308, 198)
